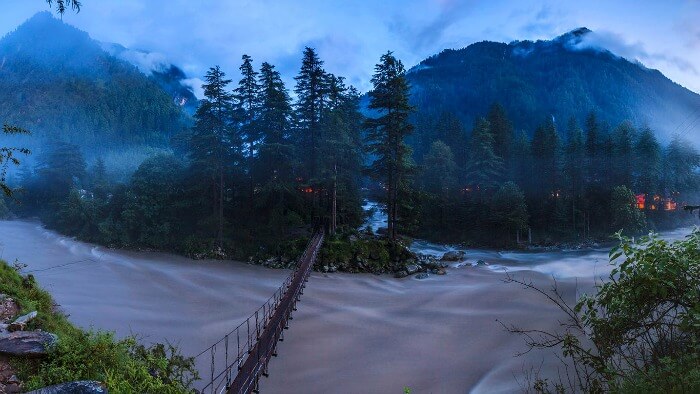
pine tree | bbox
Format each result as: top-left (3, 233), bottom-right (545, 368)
top-left (188, 66), bottom-right (236, 247)
top-left (421, 140), bottom-right (457, 227)
top-left (91, 157), bottom-right (109, 200)
top-left (612, 121), bottom-right (635, 187)
top-left (36, 140), bottom-right (86, 202)
top-left (663, 136), bottom-right (700, 195)
top-left (634, 126), bottom-right (661, 196)
top-left (531, 117), bottom-right (560, 196)
top-left (584, 112), bottom-right (600, 184)
top-left (364, 51), bottom-right (415, 241)
top-left (253, 62), bottom-right (299, 236)
top-left (233, 55), bottom-right (260, 212)
top-left (294, 47), bottom-right (328, 180)
top-left (257, 63), bottom-right (291, 145)
top-left (434, 112), bottom-right (469, 170)
top-left (490, 181), bottom-right (529, 243)
top-left (314, 75), bottom-right (365, 233)
top-left (510, 130), bottom-right (532, 192)
top-left (563, 117), bottom-right (585, 233)
top-left (464, 118), bottom-right (503, 191)
top-left (487, 103), bottom-right (514, 166)
top-left (422, 140), bottom-right (457, 195)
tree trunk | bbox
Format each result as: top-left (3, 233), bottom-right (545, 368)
top-left (331, 164), bottom-right (337, 236)
top-left (217, 165), bottom-right (224, 248)
top-left (572, 197), bottom-right (576, 234)
top-left (387, 167), bottom-right (394, 242)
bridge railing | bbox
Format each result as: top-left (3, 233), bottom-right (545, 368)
top-left (195, 230), bottom-right (324, 394)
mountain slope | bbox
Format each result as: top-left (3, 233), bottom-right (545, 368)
top-left (0, 12), bottom-right (187, 150)
top-left (405, 27), bottom-right (700, 144)
top-left (101, 42), bottom-right (199, 115)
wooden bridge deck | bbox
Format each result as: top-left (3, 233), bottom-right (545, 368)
top-left (227, 230), bottom-right (324, 393)
top-left (196, 230), bottom-right (325, 394)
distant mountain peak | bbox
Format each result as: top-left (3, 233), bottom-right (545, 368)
top-left (401, 27), bottom-right (700, 148)
top-left (564, 27), bottom-right (592, 38)
top-left (11, 10), bottom-right (84, 38)
top-left (553, 27), bottom-right (593, 47)
top-left (23, 10), bottom-right (59, 24)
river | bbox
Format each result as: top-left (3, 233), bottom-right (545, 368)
top-left (0, 219), bottom-right (694, 393)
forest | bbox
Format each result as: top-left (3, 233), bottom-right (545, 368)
top-left (2, 47), bottom-right (700, 260)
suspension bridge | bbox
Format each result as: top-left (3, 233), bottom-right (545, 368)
top-left (195, 229), bottom-right (325, 394)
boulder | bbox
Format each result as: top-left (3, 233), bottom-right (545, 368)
top-left (414, 273), bottom-right (430, 280)
top-left (0, 296), bottom-right (19, 323)
top-left (328, 265), bottom-right (338, 273)
top-left (0, 331), bottom-right (58, 357)
top-left (4, 383), bottom-right (21, 394)
top-left (8, 311), bottom-right (38, 332)
top-left (405, 264), bottom-right (420, 275)
top-left (435, 268), bottom-right (447, 275)
top-left (393, 270), bottom-right (409, 279)
top-left (475, 260), bottom-right (488, 266)
top-left (441, 251), bottom-right (465, 261)
top-left (26, 381), bottom-right (107, 394)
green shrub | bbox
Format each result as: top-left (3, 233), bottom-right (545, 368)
top-left (507, 229), bottom-right (700, 393)
top-left (0, 260), bottom-right (198, 393)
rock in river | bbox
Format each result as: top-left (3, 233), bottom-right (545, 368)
top-left (26, 381), bottom-right (107, 394)
top-left (405, 264), bottom-right (420, 275)
top-left (0, 331), bottom-right (57, 357)
top-left (414, 273), bottom-right (430, 280)
top-left (441, 251), bottom-right (465, 261)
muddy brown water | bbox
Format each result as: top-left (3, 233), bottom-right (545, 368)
top-left (0, 220), bottom-right (693, 393)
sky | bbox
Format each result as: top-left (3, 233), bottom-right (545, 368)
top-left (1, 0), bottom-right (700, 97)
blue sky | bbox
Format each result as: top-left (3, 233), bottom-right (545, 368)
top-left (2, 0), bottom-right (699, 96)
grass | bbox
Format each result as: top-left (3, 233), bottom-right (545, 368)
top-left (0, 260), bottom-right (198, 393)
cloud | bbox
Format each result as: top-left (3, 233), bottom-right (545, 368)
top-left (101, 42), bottom-right (169, 73)
top-left (181, 78), bottom-right (204, 100)
top-left (568, 30), bottom-right (698, 75)
top-left (389, 0), bottom-right (478, 51)
top-left (519, 4), bottom-right (559, 37)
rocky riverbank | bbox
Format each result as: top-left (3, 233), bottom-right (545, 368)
top-left (0, 294), bottom-right (61, 393)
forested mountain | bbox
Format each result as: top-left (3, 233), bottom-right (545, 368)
top-left (0, 12), bottom-right (187, 152)
top-left (102, 42), bottom-right (199, 115)
top-left (405, 27), bottom-right (700, 155)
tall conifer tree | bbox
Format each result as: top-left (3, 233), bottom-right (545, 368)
top-left (364, 51), bottom-right (414, 241)
top-left (294, 47), bottom-right (328, 180)
top-left (189, 66), bottom-right (235, 247)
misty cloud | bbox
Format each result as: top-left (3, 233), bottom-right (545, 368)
top-left (568, 30), bottom-right (698, 76)
top-left (181, 78), bottom-right (204, 100)
top-left (114, 47), bottom-right (169, 74)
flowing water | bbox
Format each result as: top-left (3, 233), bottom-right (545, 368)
top-left (0, 219), bottom-right (694, 393)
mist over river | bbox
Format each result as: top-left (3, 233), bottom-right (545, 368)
top-left (0, 220), bottom-right (694, 393)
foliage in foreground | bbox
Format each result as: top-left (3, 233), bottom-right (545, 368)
top-left (505, 228), bottom-right (700, 393)
top-left (0, 260), bottom-right (198, 393)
